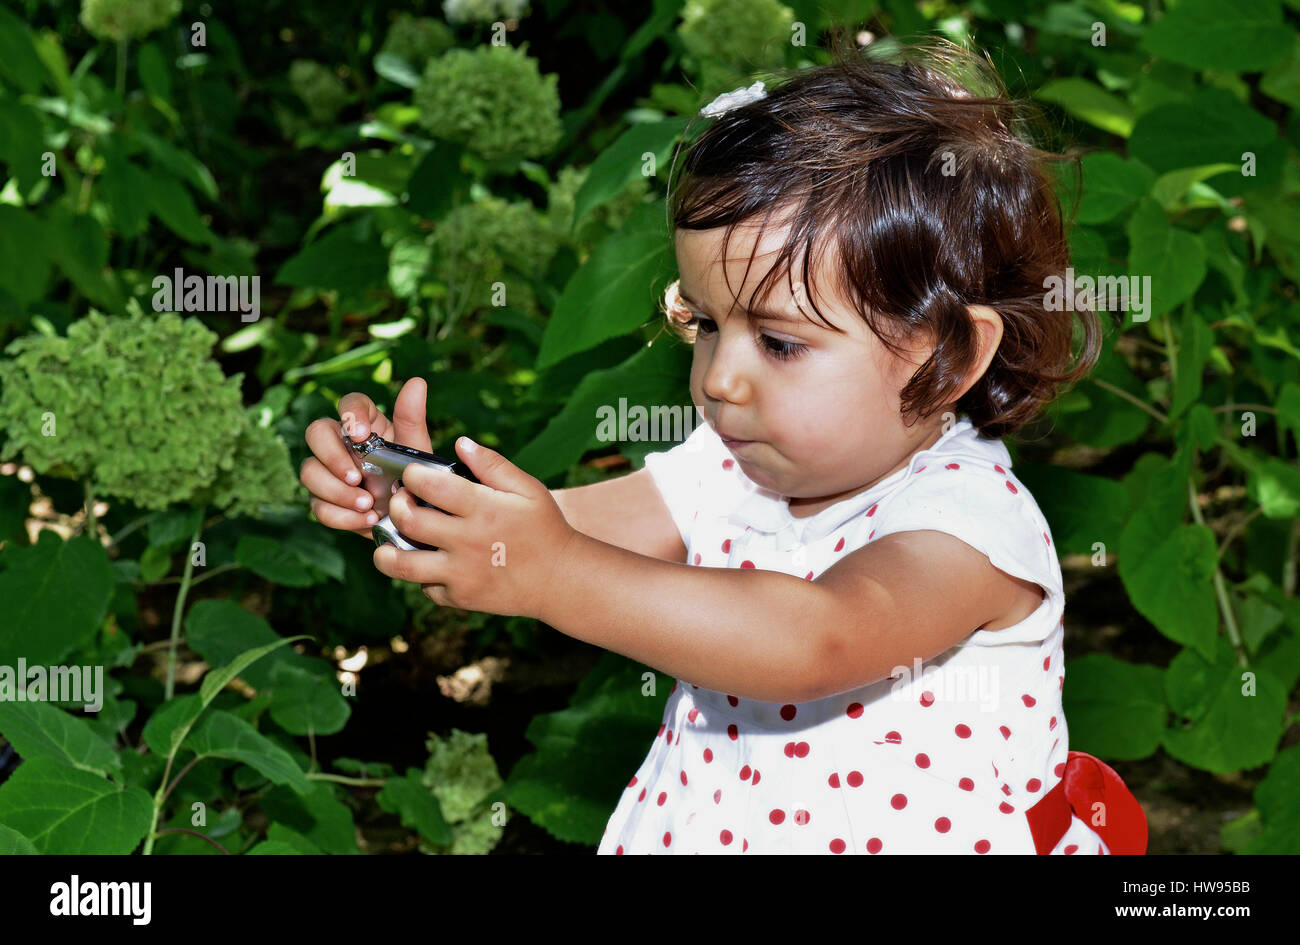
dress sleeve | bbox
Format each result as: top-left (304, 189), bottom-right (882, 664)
top-left (639, 420), bottom-right (731, 551)
top-left (868, 460), bottom-right (1064, 647)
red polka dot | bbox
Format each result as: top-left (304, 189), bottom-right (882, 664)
top-left (688, 707), bottom-right (700, 723)
top-left (780, 704), bottom-right (797, 721)
top-left (994, 464), bottom-right (1005, 474)
top-left (675, 731), bottom-right (682, 745)
top-left (728, 724), bottom-right (739, 740)
top-left (935, 817), bottom-right (951, 833)
top-left (663, 831), bottom-right (671, 846)
top-left (657, 724), bottom-right (665, 737)
top-left (846, 702), bottom-right (864, 719)
top-left (722, 459), bottom-right (734, 470)
top-left (739, 765), bottom-right (751, 780)
top-left (885, 731), bottom-right (901, 743)
top-left (954, 723), bottom-right (971, 738)
top-left (703, 748), bottom-right (713, 762)
top-left (720, 830), bottom-right (733, 845)
top-left (795, 742), bottom-right (809, 757)
top-left (866, 503), bottom-right (878, 516)
top-left (1026, 778), bottom-right (1042, 792)
top-left (793, 810), bottom-right (811, 826)
top-left (1064, 844), bottom-right (1078, 855)
top-left (657, 792), bottom-right (667, 806)
top-left (665, 728), bottom-right (672, 743)
top-left (916, 465), bottom-right (927, 472)
top-left (713, 789), bottom-right (722, 804)
top-left (958, 778), bottom-right (974, 791)
top-left (833, 537), bottom-right (845, 552)
top-left (740, 560), bottom-right (755, 568)
top-left (1001, 783), bottom-right (1012, 795)
top-left (722, 538), bottom-right (731, 553)
top-left (915, 753), bottom-right (930, 768)
top-left (1022, 694), bottom-right (1036, 707)
top-left (891, 793), bottom-right (907, 810)
top-left (999, 725), bottom-right (1011, 739)
top-left (847, 771), bottom-right (863, 787)
top-left (828, 773), bottom-right (841, 788)
top-left (628, 775), bottom-right (638, 787)
top-left (998, 801), bottom-right (1015, 814)
top-left (1055, 763), bottom-right (1066, 778)
top-left (727, 695), bottom-right (739, 706)
top-left (680, 770), bottom-right (688, 786)
top-left (1005, 480), bottom-right (1018, 494)
top-left (1049, 716), bottom-right (1057, 730)
top-left (866, 838), bottom-right (882, 854)
top-left (1044, 532), bottom-right (1051, 546)
top-left (945, 463), bottom-right (960, 470)
top-left (920, 691), bottom-right (935, 707)
top-left (742, 839), bottom-right (748, 852)
top-left (805, 571), bottom-right (814, 580)
top-left (1043, 656), bottom-right (1051, 670)
top-left (750, 769), bottom-right (761, 785)
top-left (975, 839), bottom-right (990, 854)
top-left (693, 553), bottom-right (701, 565)
top-left (616, 845), bottom-right (623, 854)
top-left (830, 838), bottom-right (846, 854)
top-left (769, 809), bottom-right (785, 825)
top-left (868, 529), bottom-right (875, 539)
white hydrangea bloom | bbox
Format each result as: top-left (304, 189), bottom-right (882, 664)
top-left (443, 0), bottom-right (530, 24)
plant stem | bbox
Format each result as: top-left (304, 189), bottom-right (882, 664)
top-left (307, 773), bottom-right (388, 787)
top-left (150, 828), bottom-right (231, 855)
top-left (1089, 377), bottom-right (1169, 424)
top-left (163, 512), bottom-right (205, 701)
top-left (1187, 479), bottom-right (1247, 667)
top-left (107, 511), bottom-right (160, 551)
top-left (82, 478), bottom-right (97, 540)
top-left (116, 38), bottom-right (128, 102)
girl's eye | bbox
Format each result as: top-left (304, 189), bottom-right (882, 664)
top-left (684, 313), bottom-right (808, 362)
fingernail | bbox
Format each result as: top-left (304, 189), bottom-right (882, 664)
top-left (355, 494), bottom-right (372, 510)
top-left (366, 512), bottom-right (378, 525)
top-left (345, 470), bottom-right (361, 485)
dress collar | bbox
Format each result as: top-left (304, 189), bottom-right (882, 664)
top-left (721, 416), bottom-right (1001, 550)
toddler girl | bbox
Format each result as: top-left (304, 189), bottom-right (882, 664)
top-left (594, 38), bottom-right (1147, 855)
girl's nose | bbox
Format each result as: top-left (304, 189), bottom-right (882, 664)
top-left (700, 344), bottom-right (752, 405)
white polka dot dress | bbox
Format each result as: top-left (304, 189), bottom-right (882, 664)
top-left (596, 416), bottom-right (1110, 855)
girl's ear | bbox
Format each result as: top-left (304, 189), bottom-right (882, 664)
top-left (953, 305), bottom-right (1004, 400)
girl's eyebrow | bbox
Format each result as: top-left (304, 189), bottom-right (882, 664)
top-left (678, 285), bottom-right (808, 325)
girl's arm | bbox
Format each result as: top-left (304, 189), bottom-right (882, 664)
top-left (536, 528), bottom-right (1034, 704)
top-left (549, 467), bottom-right (687, 564)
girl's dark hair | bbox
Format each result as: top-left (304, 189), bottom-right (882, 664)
top-left (662, 33), bottom-right (1110, 440)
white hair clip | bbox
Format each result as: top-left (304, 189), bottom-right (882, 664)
top-left (700, 80), bottom-right (767, 118)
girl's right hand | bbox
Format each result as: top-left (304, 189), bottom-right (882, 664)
top-left (300, 377), bottom-right (433, 540)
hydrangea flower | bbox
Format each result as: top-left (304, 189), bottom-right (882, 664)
top-left (0, 310), bottom-right (301, 519)
top-left (80, 0), bottom-right (181, 42)
top-left (419, 728), bottom-right (507, 855)
top-left (443, 0), bottom-right (531, 26)
top-left (289, 60), bottom-right (349, 124)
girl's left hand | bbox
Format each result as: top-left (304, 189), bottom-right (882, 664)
top-left (372, 436), bottom-right (578, 619)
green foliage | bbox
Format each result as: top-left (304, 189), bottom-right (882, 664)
top-left (79, 0), bottom-right (180, 42)
top-left (678, 0), bottom-right (795, 68)
top-left (288, 60), bottom-right (349, 124)
top-left (418, 728), bottom-right (507, 855)
top-left (413, 43), bottom-right (563, 165)
top-left (0, 310), bottom-right (299, 517)
top-left (379, 13), bottom-right (455, 68)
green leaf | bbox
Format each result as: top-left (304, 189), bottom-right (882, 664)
top-left (0, 823), bottom-right (38, 854)
top-left (132, 129), bottom-right (218, 200)
top-left (1126, 198), bottom-right (1207, 320)
top-left (184, 598), bottom-right (316, 690)
top-left (376, 767), bottom-right (453, 846)
top-left (1077, 153), bottom-right (1155, 224)
top-left (0, 699), bottom-right (122, 777)
top-left (1117, 519), bottom-right (1220, 661)
top-left (1260, 33), bottom-right (1300, 107)
top-left (1012, 465), bottom-right (1130, 558)
top-left (1162, 638), bottom-right (1288, 773)
top-left (572, 118), bottom-right (688, 230)
top-left (1128, 88), bottom-right (1278, 178)
top-left (266, 662), bottom-right (350, 736)
top-left (0, 205), bottom-right (54, 306)
top-left (516, 331), bottom-right (692, 479)
top-left (0, 757), bottom-right (152, 853)
top-left (261, 782), bottom-right (360, 854)
top-left (236, 534), bottom-right (316, 587)
top-left (1141, 0), bottom-right (1291, 73)
top-left (184, 709), bottom-right (314, 795)
top-left (136, 40), bottom-right (171, 100)
top-left (536, 199), bottom-right (675, 370)
top-left (1033, 78), bottom-right (1135, 137)
top-left (0, 98), bottom-right (47, 191)
top-left (138, 542), bottom-right (172, 583)
top-left (274, 225), bottom-right (389, 293)
top-left (1169, 308), bottom-right (1213, 420)
top-left (1061, 654), bottom-right (1166, 760)
top-left (48, 208), bottom-right (123, 310)
top-left (405, 141), bottom-right (470, 219)
top-left (246, 839), bottom-right (304, 854)
top-left (1246, 456), bottom-right (1300, 518)
top-left (373, 51), bottom-right (421, 88)
top-left (0, 7), bottom-right (49, 93)
top-left (147, 507), bottom-right (203, 550)
top-left (0, 531), bottom-right (114, 666)
top-left (1242, 745), bottom-right (1300, 853)
top-left (148, 174), bottom-right (214, 245)
top-left (99, 154), bottom-right (154, 240)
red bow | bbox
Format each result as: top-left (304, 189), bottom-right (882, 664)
top-left (1025, 750), bottom-right (1147, 855)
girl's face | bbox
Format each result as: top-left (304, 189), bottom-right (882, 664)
top-left (674, 221), bottom-right (950, 518)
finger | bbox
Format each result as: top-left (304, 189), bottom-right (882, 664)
top-left (391, 377), bottom-right (433, 452)
top-left (337, 392), bottom-right (390, 443)
top-left (305, 419), bottom-right (370, 488)
top-left (451, 436), bottom-right (539, 497)
top-left (422, 584), bottom-right (451, 607)
top-left (372, 543), bottom-right (446, 584)
top-left (400, 462), bottom-right (480, 518)
top-left (301, 454), bottom-right (377, 514)
top-left (389, 486), bottom-right (464, 548)
top-left (310, 496), bottom-right (379, 539)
